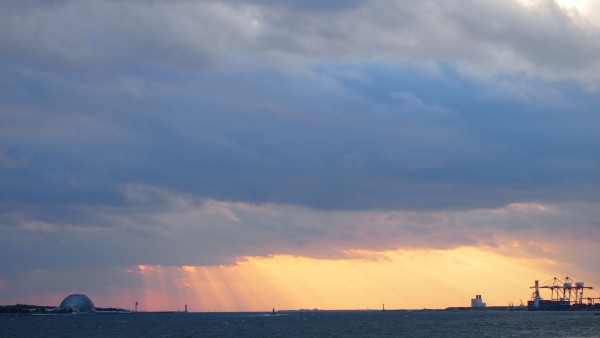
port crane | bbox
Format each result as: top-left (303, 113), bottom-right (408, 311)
top-left (530, 277), bottom-right (593, 305)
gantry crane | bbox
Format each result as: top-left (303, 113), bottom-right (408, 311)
top-left (530, 277), bottom-right (593, 305)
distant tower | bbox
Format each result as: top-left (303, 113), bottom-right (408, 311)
top-left (135, 301), bottom-right (138, 313)
top-left (533, 280), bottom-right (541, 308)
top-left (185, 304), bottom-right (188, 313)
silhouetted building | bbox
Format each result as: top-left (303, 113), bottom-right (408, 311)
top-left (471, 294), bottom-right (486, 308)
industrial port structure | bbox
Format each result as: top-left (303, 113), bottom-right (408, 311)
top-left (528, 277), bottom-right (599, 310)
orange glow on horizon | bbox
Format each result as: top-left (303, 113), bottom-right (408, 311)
top-left (125, 246), bottom-right (581, 312)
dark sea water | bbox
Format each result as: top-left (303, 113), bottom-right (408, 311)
top-left (1, 310), bottom-right (599, 337)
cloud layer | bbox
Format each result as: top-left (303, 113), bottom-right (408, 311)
top-left (2, 1), bottom-right (600, 79)
top-left (1, 0), bottom-right (599, 303)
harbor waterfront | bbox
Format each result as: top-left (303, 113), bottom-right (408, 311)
top-left (3, 278), bottom-right (599, 337)
top-left (1, 310), bottom-right (599, 337)
top-left (2, 2), bottom-right (599, 334)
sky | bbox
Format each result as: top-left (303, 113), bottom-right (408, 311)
top-left (1, 0), bottom-right (599, 311)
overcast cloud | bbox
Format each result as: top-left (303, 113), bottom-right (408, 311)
top-left (1, 0), bottom-right (599, 302)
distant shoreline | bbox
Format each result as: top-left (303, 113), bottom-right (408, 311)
top-left (3, 303), bottom-right (600, 315)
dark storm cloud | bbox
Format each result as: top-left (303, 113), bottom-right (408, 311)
top-left (240, 0), bottom-right (362, 11)
top-left (2, 62), bottom-right (598, 211)
top-left (1, 0), bottom-right (600, 300)
top-left (246, 0), bottom-right (600, 84)
top-left (0, 0), bottom-right (255, 70)
top-left (2, 185), bottom-right (599, 278)
top-left (1, 1), bottom-right (599, 80)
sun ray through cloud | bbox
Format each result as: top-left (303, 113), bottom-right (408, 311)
top-left (1, 0), bottom-right (599, 314)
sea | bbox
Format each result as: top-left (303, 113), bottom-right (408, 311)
top-left (1, 310), bottom-right (599, 337)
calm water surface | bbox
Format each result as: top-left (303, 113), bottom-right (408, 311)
top-left (1, 310), bottom-right (599, 337)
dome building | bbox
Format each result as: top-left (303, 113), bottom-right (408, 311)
top-left (59, 294), bottom-right (96, 313)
